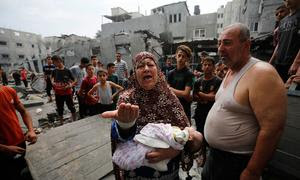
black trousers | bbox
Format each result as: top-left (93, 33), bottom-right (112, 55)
top-left (0, 142), bottom-right (31, 180)
top-left (55, 94), bottom-right (76, 116)
top-left (96, 103), bottom-right (114, 115)
top-left (45, 78), bottom-right (52, 97)
top-left (77, 93), bottom-right (87, 119)
top-left (202, 148), bottom-right (251, 180)
top-left (22, 79), bottom-right (28, 88)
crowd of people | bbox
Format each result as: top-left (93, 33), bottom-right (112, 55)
top-left (0, 1), bottom-right (298, 179)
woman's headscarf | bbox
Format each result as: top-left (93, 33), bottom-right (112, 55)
top-left (118, 52), bottom-right (190, 133)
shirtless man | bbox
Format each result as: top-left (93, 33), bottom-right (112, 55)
top-left (202, 23), bottom-right (286, 180)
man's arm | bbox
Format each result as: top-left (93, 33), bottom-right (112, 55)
top-left (241, 63), bottom-right (286, 180)
top-left (196, 91), bottom-right (216, 102)
top-left (15, 101), bottom-right (37, 144)
top-left (0, 144), bottom-right (25, 154)
top-left (289, 49), bottom-right (300, 75)
top-left (170, 86), bottom-right (192, 101)
top-left (69, 68), bottom-right (77, 87)
top-left (110, 81), bottom-right (124, 100)
top-left (170, 72), bottom-right (194, 101)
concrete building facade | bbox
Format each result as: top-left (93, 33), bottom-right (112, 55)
top-left (258, 0), bottom-right (283, 34)
top-left (1, 1), bottom-right (284, 73)
top-left (186, 13), bottom-right (218, 41)
top-left (222, 0), bottom-right (283, 37)
top-left (0, 27), bottom-right (47, 72)
top-left (100, 1), bottom-right (218, 69)
top-left (100, 14), bottom-right (166, 69)
top-left (44, 34), bottom-right (100, 67)
top-left (152, 2), bottom-right (190, 42)
top-left (217, 6), bottom-right (225, 37)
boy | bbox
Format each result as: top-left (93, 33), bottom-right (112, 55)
top-left (51, 55), bottom-right (77, 124)
top-left (88, 69), bottom-right (123, 114)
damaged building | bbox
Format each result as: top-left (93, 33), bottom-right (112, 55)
top-left (0, 27), bottom-right (47, 72)
top-left (0, 28), bottom-right (101, 71)
top-left (44, 34), bottom-right (101, 67)
top-left (100, 2), bottom-right (219, 69)
top-left (99, 0), bottom-right (282, 69)
top-left (0, 0), bottom-right (284, 72)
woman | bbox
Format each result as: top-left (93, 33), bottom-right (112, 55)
top-left (102, 52), bottom-right (202, 180)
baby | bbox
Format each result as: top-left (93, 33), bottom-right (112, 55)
top-left (112, 123), bottom-right (202, 171)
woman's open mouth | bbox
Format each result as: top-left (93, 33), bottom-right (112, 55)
top-left (143, 75), bottom-right (152, 81)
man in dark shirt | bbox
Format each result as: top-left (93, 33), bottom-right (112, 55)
top-left (168, 45), bottom-right (194, 120)
top-left (193, 56), bottom-right (222, 167)
top-left (269, 0), bottom-right (300, 82)
top-left (194, 51), bottom-right (209, 79)
top-left (43, 56), bottom-right (56, 102)
top-left (193, 57), bottom-right (222, 134)
top-left (107, 63), bottom-right (119, 109)
top-left (273, 4), bottom-right (289, 47)
top-left (107, 63), bottom-right (119, 85)
top-left (51, 55), bottom-right (76, 124)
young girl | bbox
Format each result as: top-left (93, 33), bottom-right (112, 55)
top-left (88, 69), bottom-right (123, 114)
top-left (78, 64), bottom-right (98, 116)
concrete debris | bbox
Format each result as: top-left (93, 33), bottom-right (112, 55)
top-left (31, 76), bottom-right (46, 93)
top-left (35, 108), bottom-right (42, 114)
top-left (26, 94), bottom-right (44, 101)
top-left (22, 100), bottom-right (44, 108)
top-left (34, 128), bottom-right (43, 134)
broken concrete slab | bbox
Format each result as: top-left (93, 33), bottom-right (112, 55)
top-left (21, 100), bottom-right (44, 108)
top-left (25, 115), bottom-right (113, 180)
top-left (26, 94), bottom-right (44, 101)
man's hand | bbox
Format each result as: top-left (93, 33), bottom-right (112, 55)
top-left (25, 130), bottom-right (37, 144)
top-left (101, 103), bottom-right (139, 123)
top-left (289, 62), bottom-right (299, 75)
top-left (145, 148), bottom-right (180, 163)
top-left (1, 145), bottom-right (26, 155)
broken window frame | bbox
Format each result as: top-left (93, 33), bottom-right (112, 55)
top-left (0, 41), bottom-right (7, 45)
top-left (2, 54), bottom-right (9, 58)
top-left (194, 28), bottom-right (206, 39)
top-left (16, 42), bottom-right (23, 47)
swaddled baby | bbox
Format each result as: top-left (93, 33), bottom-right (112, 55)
top-left (112, 123), bottom-right (197, 171)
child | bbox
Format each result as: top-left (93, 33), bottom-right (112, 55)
top-left (20, 67), bottom-right (28, 88)
top-left (78, 64), bottom-right (98, 116)
top-left (88, 69), bottom-right (123, 114)
top-left (112, 123), bottom-right (203, 171)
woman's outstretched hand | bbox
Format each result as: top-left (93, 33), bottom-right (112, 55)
top-left (101, 103), bottom-right (139, 123)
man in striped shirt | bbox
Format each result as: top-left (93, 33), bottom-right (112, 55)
top-left (114, 53), bottom-right (128, 87)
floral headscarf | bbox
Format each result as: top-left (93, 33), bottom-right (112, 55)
top-left (118, 52), bottom-right (190, 133)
